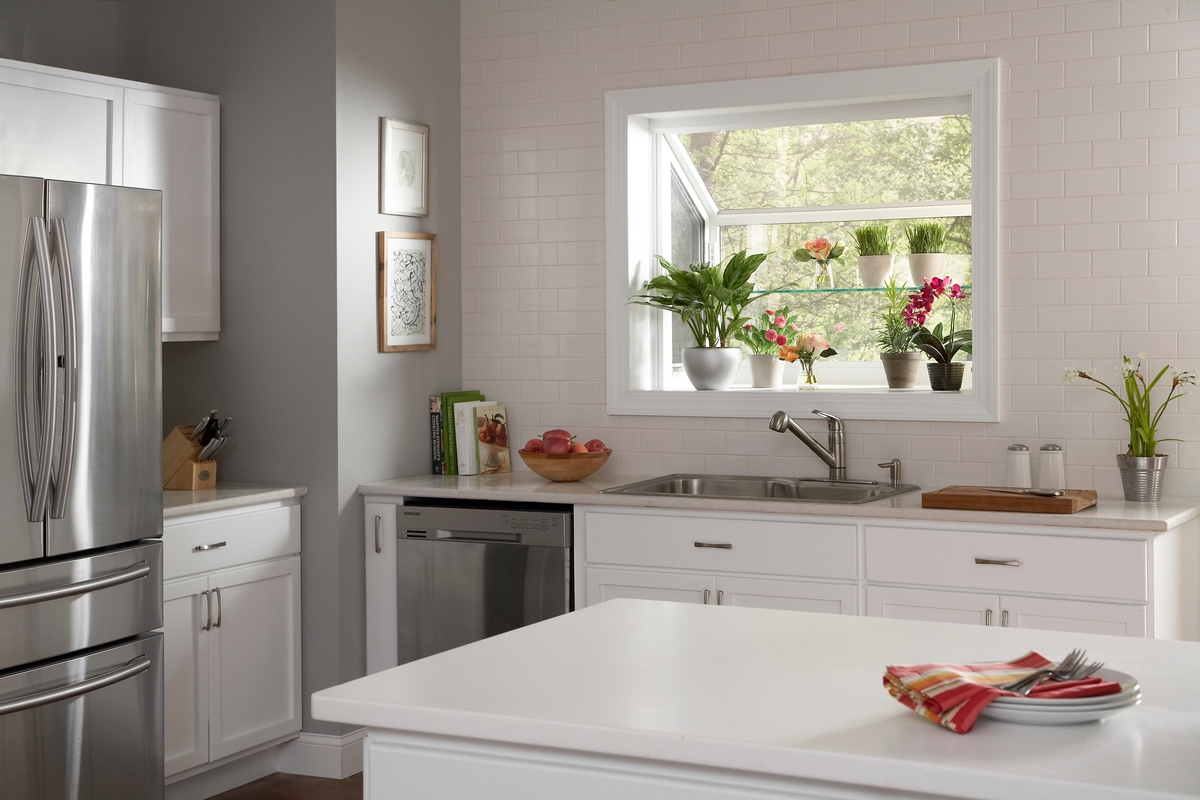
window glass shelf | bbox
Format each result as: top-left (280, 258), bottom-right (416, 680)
top-left (769, 285), bottom-right (973, 295)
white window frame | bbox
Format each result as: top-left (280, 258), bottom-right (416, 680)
top-left (605, 60), bottom-right (999, 422)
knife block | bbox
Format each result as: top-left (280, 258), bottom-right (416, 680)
top-left (162, 425), bottom-right (217, 490)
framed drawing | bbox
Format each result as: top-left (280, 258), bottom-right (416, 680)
top-left (377, 231), bottom-right (436, 352)
top-left (380, 118), bottom-right (428, 216)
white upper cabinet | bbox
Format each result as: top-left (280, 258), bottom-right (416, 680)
top-left (123, 88), bottom-right (220, 341)
top-left (0, 58), bottom-right (220, 341)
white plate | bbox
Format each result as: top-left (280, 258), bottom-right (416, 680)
top-left (980, 695), bottom-right (1140, 725)
top-left (991, 668), bottom-right (1138, 707)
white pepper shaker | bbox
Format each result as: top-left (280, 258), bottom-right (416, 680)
top-left (1038, 444), bottom-right (1065, 491)
top-left (1006, 444), bottom-right (1032, 488)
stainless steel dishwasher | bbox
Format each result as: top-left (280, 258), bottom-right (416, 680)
top-left (395, 501), bottom-right (572, 665)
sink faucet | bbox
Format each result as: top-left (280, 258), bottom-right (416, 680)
top-left (769, 410), bottom-right (845, 481)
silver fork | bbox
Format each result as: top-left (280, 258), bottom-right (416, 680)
top-left (998, 649), bottom-right (1084, 694)
top-left (1017, 656), bottom-right (1105, 695)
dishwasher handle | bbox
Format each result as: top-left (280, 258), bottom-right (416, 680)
top-left (433, 529), bottom-right (521, 543)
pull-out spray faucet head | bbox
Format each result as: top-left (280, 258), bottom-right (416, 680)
top-left (769, 410), bottom-right (791, 433)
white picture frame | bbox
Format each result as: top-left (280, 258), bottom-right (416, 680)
top-left (377, 231), bottom-right (436, 352)
top-left (380, 118), bottom-right (429, 217)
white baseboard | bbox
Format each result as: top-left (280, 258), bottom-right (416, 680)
top-left (165, 728), bottom-right (364, 799)
top-left (276, 728), bottom-right (366, 779)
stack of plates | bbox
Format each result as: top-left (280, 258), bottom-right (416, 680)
top-left (980, 668), bottom-right (1141, 726)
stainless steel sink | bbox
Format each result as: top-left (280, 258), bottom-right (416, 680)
top-left (599, 474), bottom-right (920, 504)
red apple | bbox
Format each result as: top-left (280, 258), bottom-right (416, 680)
top-left (542, 429), bottom-right (572, 441)
top-left (584, 439), bottom-right (606, 452)
top-left (542, 437), bottom-right (572, 454)
top-left (523, 438), bottom-right (543, 452)
top-left (569, 442), bottom-right (588, 453)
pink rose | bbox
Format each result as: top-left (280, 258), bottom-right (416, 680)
top-left (774, 315), bottom-right (786, 327)
top-left (804, 237), bottom-right (833, 260)
top-left (808, 333), bottom-right (830, 352)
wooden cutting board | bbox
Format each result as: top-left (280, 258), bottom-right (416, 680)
top-left (922, 485), bottom-right (1098, 514)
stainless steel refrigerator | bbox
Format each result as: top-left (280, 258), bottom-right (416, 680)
top-left (0, 175), bottom-right (164, 800)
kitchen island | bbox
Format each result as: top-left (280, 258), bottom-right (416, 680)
top-left (314, 598), bottom-right (1200, 800)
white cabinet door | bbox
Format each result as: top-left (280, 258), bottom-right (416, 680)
top-left (209, 557), bottom-right (301, 760)
top-left (162, 575), bottom-right (211, 778)
top-left (1000, 595), bottom-right (1147, 638)
top-left (122, 88), bottom-right (220, 341)
top-left (716, 576), bottom-right (858, 615)
top-left (867, 586), bottom-right (998, 627)
top-left (586, 568), bottom-right (716, 607)
top-left (0, 61), bottom-right (122, 184)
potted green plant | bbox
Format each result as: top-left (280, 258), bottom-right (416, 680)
top-left (904, 222), bottom-right (947, 286)
top-left (905, 277), bottom-right (972, 391)
top-left (874, 277), bottom-right (921, 389)
top-left (1064, 356), bottom-right (1196, 501)
top-left (630, 250), bottom-right (768, 391)
top-left (851, 224), bottom-right (893, 288)
top-left (735, 306), bottom-right (799, 389)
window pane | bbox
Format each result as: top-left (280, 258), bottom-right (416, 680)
top-left (722, 217), bottom-right (972, 362)
top-left (669, 168), bottom-right (705, 363)
top-left (682, 116), bottom-right (971, 210)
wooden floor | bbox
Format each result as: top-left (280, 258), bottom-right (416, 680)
top-left (210, 772), bottom-right (363, 800)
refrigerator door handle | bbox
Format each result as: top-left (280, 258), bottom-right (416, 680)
top-left (16, 217), bottom-right (58, 523)
top-left (0, 655), bottom-right (150, 716)
top-left (0, 561), bottom-right (149, 610)
top-left (47, 218), bottom-right (78, 519)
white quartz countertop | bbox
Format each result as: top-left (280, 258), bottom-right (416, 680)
top-left (164, 482), bottom-right (307, 519)
top-left (359, 472), bottom-right (1200, 532)
top-left (313, 598), bottom-right (1200, 800)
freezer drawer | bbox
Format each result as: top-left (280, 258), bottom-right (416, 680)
top-left (0, 633), bottom-right (163, 800)
top-left (0, 540), bottom-right (162, 672)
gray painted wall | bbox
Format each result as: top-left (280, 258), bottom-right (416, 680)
top-left (5, 0), bottom-right (461, 734)
top-left (334, 0), bottom-right (463, 710)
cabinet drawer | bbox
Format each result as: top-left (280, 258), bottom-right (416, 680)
top-left (865, 526), bottom-right (1147, 602)
top-left (584, 510), bottom-right (857, 580)
top-left (164, 506), bottom-right (300, 580)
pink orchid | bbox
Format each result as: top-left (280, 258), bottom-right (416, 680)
top-left (950, 284), bottom-right (965, 299)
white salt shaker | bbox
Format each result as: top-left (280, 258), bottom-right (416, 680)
top-left (1038, 444), bottom-right (1065, 491)
top-left (1006, 444), bottom-right (1032, 488)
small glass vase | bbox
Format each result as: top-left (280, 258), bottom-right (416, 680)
top-left (798, 359), bottom-right (818, 389)
top-left (813, 259), bottom-right (835, 289)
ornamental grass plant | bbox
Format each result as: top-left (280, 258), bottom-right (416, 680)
top-left (851, 224), bottom-right (892, 257)
top-left (904, 222), bottom-right (947, 254)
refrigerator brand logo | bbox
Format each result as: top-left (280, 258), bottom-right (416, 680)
top-left (402, 511), bottom-right (422, 516)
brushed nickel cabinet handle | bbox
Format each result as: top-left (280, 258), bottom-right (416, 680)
top-left (985, 609), bottom-right (992, 626)
top-left (214, 587), bottom-right (223, 628)
top-left (375, 515), bottom-right (383, 554)
top-left (974, 558), bottom-right (1020, 567)
top-left (717, 590), bottom-right (723, 605)
top-left (1002, 609), bottom-right (1009, 627)
top-left (694, 542), bottom-right (732, 549)
top-left (202, 589), bottom-right (212, 632)
top-left (193, 541), bottom-right (227, 552)
top-left (703, 589), bottom-right (710, 604)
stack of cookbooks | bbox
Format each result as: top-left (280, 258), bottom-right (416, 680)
top-left (429, 392), bottom-right (510, 476)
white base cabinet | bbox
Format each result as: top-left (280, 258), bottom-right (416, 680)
top-left (0, 56), bottom-right (220, 341)
top-left (162, 503), bottom-right (302, 781)
top-left (577, 506), bottom-right (1197, 640)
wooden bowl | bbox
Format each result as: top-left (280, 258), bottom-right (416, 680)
top-left (518, 449), bottom-right (612, 482)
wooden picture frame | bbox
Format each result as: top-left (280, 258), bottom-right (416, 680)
top-left (377, 231), bottom-right (436, 352)
top-left (379, 118), bottom-right (429, 216)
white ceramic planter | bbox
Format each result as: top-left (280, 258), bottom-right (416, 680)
top-left (747, 354), bottom-right (784, 388)
top-left (907, 252), bottom-right (946, 286)
top-left (856, 255), bottom-right (893, 288)
top-left (682, 347), bottom-right (742, 391)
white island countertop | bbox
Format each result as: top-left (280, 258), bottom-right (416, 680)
top-left (314, 599), bottom-right (1200, 800)
top-left (359, 472), bottom-right (1200, 532)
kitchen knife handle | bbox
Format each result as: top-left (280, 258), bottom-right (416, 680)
top-left (48, 218), bottom-right (77, 520)
top-left (975, 558), bottom-right (1021, 567)
top-left (374, 515), bottom-right (383, 554)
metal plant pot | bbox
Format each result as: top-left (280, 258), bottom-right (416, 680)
top-left (926, 361), bottom-right (965, 391)
top-left (747, 354), bottom-right (784, 389)
top-left (880, 351), bottom-right (923, 389)
top-left (682, 347), bottom-right (742, 391)
top-left (1116, 454), bottom-right (1168, 502)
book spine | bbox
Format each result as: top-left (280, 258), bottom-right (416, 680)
top-left (455, 403), bottom-right (477, 475)
top-left (429, 397), bottom-right (442, 474)
top-left (443, 397), bottom-right (458, 475)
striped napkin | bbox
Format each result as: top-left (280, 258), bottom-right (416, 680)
top-left (884, 652), bottom-right (1122, 733)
